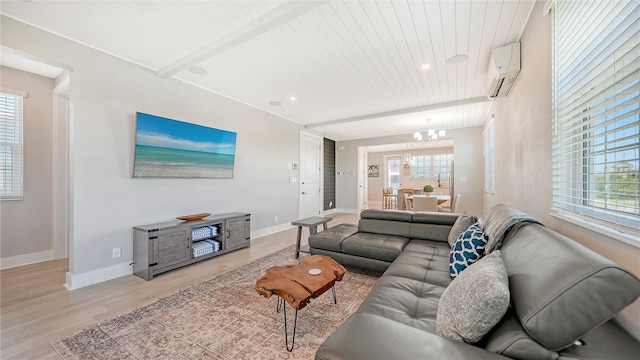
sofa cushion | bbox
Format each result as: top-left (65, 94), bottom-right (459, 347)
top-left (437, 251), bottom-right (510, 343)
top-left (308, 223), bottom-right (358, 252)
top-left (358, 219), bottom-right (412, 238)
top-left (410, 212), bottom-right (460, 242)
top-left (315, 312), bottom-right (508, 360)
top-left (409, 223), bottom-right (453, 242)
top-left (342, 232), bottom-right (409, 262)
top-left (449, 223), bottom-right (488, 279)
top-left (360, 209), bottom-right (414, 222)
top-left (383, 240), bottom-right (452, 287)
top-left (500, 223), bottom-right (640, 351)
top-left (358, 275), bottom-right (444, 332)
top-left (448, 213), bottom-right (478, 246)
top-left (412, 211), bottom-right (461, 226)
top-left (358, 210), bottom-right (413, 238)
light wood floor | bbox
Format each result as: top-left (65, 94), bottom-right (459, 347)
top-left (0, 212), bottom-right (360, 360)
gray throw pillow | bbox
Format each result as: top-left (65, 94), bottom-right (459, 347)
top-left (436, 250), bottom-right (510, 343)
top-left (448, 214), bottom-right (478, 247)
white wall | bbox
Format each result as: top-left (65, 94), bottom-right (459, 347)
top-left (0, 66), bottom-right (54, 267)
top-left (336, 127), bottom-right (484, 217)
top-left (485, 1), bottom-right (639, 337)
top-left (1, 16), bottom-right (307, 287)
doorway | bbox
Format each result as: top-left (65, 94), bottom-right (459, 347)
top-left (357, 147), bottom-right (368, 211)
top-left (0, 50), bottom-right (71, 272)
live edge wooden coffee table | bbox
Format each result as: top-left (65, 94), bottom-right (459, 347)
top-left (255, 255), bottom-right (346, 351)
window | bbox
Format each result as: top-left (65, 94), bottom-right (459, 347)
top-left (551, 1), bottom-right (639, 236)
top-left (484, 116), bottom-right (495, 193)
top-left (411, 153), bottom-right (453, 181)
top-left (0, 91), bottom-right (24, 200)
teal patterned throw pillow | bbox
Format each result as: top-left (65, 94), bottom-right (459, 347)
top-left (449, 223), bottom-right (488, 279)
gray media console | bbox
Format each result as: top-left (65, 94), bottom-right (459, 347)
top-left (133, 212), bottom-right (251, 280)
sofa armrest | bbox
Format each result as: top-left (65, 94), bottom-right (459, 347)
top-left (315, 312), bottom-right (509, 360)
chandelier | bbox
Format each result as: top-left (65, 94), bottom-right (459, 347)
top-left (414, 120), bottom-right (445, 142)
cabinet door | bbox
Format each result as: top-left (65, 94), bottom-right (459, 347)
top-left (155, 227), bottom-right (190, 272)
top-left (226, 217), bottom-right (250, 249)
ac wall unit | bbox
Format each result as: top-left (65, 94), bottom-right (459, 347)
top-left (487, 42), bottom-right (521, 99)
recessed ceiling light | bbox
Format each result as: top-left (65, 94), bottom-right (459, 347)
top-left (187, 66), bottom-right (207, 75)
top-left (421, 63), bottom-right (430, 70)
top-left (446, 55), bottom-right (468, 65)
top-left (269, 100), bottom-right (282, 106)
top-left (290, 96), bottom-right (297, 101)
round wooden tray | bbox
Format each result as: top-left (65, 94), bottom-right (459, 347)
top-left (176, 213), bottom-right (211, 221)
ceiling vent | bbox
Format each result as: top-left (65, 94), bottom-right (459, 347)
top-left (487, 42), bottom-right (521, 99)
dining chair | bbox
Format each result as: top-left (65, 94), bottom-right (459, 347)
top-left (438, 194), bottom-right (461, 213)
top-left (412, 196), bottom-right (438, 211)
top-left (404, 193), bottom-right (412, 210)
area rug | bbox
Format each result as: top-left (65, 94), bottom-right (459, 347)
top-left (51, 246), bottom-right (380, 359)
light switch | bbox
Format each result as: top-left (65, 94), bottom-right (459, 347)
top-left (289, 176), bottom-right (297, 183)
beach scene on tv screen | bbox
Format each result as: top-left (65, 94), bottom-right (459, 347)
top-left (133, 112), bottom-right (237, 178)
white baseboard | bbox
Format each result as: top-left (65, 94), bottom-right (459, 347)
top-left (334, 208), bottom-right (359, 214)
top-left (251, 222), bottom-right (295, 240)
top-left (250, 210), bottom-right (350, 239)
top-left (61, 210), bottom-right (362, 290)
top-left (0, 250), bottom-right (53, 270)
top-left (64, 262), bottom-right (132, 290)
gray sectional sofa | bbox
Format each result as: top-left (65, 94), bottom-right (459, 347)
top-left (310, 205), bottom-right (640, 360)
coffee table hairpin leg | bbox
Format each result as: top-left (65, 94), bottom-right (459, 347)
top-left (275, 297), bottom-right (299, 352)
top-left (276, 286), bottom-right (338, 352)
top-left (282, 301), bottom-right (299, 352)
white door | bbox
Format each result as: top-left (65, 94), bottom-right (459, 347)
top-left (358, 147), bottom-right (368, 211)
top-left (385, 155), bottom-right (402, 190)
top-left (299, 132), bottom-right (322, 218)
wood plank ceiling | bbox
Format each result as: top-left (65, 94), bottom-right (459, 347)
top-left (0, 1), bottom-right (536, 141)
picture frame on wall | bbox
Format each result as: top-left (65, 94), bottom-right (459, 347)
top-left (368, 165), bottom-right (380, 177)
top-left (133, 112), bottom-right (237, 178)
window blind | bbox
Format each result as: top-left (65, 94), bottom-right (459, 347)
top-left (0, 92), bottom-right (24, 200)
top-left (551, 0), bottom-right (639, 235)
top-left (484, 116), bottom-right (495, 193)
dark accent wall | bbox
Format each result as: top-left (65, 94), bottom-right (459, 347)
top-left (324, 138), bottom-right (336, 210)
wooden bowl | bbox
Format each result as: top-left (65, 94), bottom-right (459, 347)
top-left (176, 213), bottom-right (211, 221)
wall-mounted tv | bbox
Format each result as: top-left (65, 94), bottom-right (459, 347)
top-left (133, 112), bottom-right (237, 178)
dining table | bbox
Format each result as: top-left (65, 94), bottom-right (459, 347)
top-left (408, 194), bottom-right (450, 205)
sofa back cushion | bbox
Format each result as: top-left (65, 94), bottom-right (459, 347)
top-left (358, 209), bottom-right (413, 238)
top-left (361, 209), bottom-right (413, 221)
top-left (410, 212), bottom-right (459, 242)
top-left (500, 223), bottom-right (640, 351)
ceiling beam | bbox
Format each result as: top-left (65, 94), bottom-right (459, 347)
top-left (306, 96), bottom-right (490, 129)
top-left (157, 1), bottom-right (328, 78)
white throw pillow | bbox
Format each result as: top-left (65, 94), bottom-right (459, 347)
top-left (436, 250), bottom-right (510, 343)
top-left (448, 213), bottom-right (477, 247)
